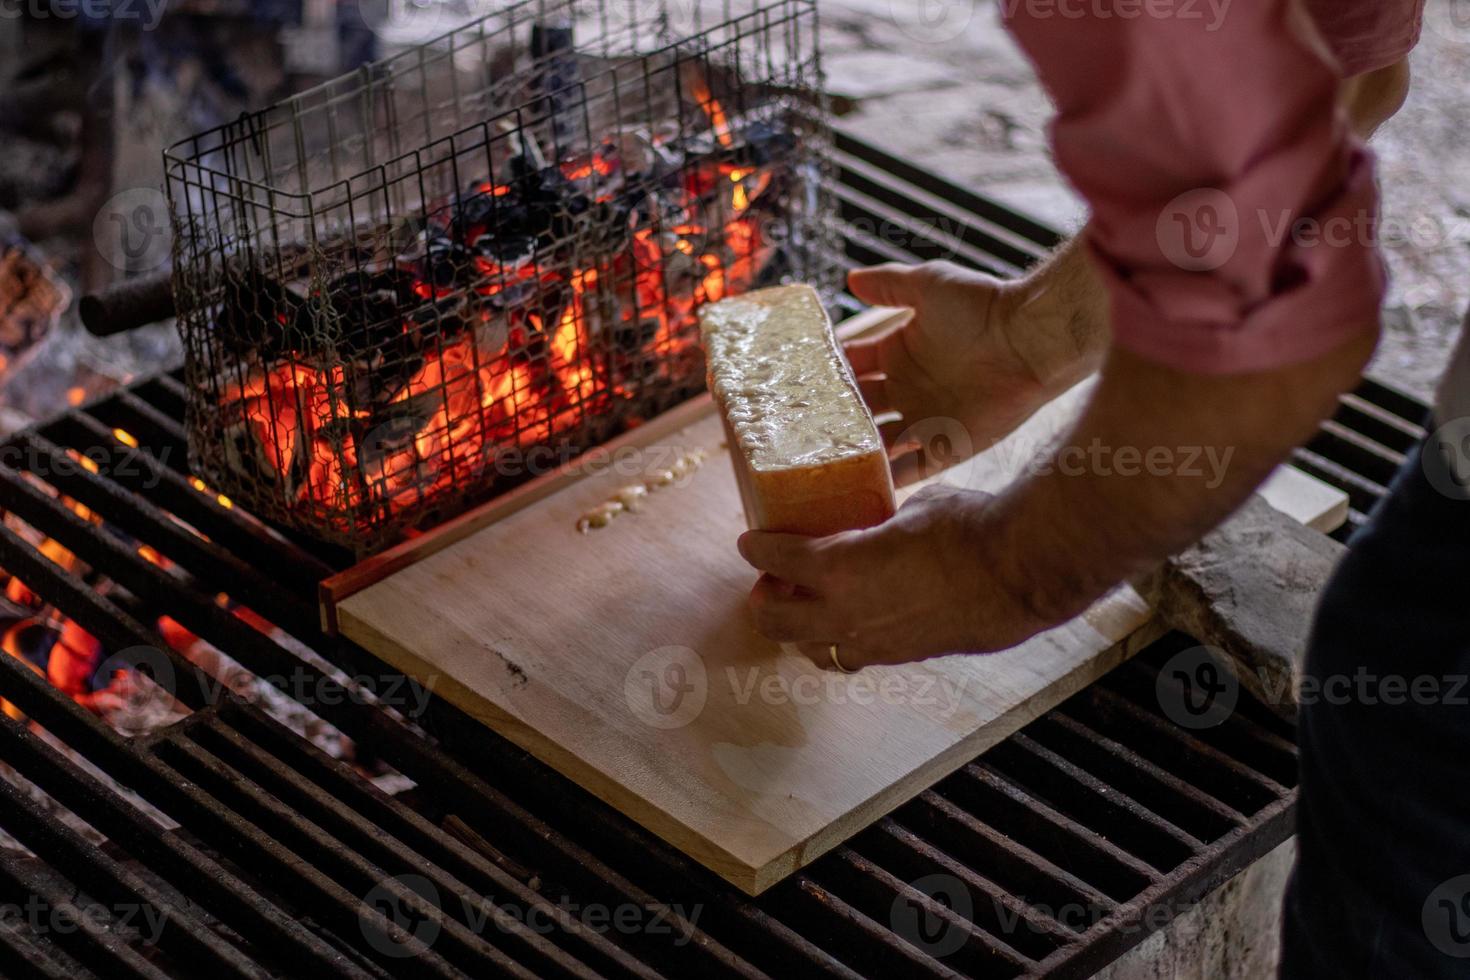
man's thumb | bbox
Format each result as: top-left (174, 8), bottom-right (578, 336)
top-left (847, 263), bottom-right (920, 308)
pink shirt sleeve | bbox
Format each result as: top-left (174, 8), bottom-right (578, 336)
top-left (1004, 1), bottom-right (1386, 374)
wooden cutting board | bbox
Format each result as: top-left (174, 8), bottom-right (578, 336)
top-left (324, 313), bottom-right (1345, 895)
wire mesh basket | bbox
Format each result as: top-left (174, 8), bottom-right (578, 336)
top-left (164, 0), bottom-right (835, 555)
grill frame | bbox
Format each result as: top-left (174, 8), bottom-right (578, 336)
top-left (0, 129), bottom-right (1430, 978)
top-left (165, 0), bottom-right (836, 555)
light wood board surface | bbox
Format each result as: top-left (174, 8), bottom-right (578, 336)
top-left (333, 311), bottom-right (1348, 895)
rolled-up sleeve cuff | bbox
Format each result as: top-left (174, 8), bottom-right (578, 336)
top-left (1097, 151), bottom-right (1387, 375)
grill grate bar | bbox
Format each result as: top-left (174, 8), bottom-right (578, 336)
top-left (907, 789), bottom-right (1116, 917)
top-left (0, 706), bottom-right (373, 978)
top-left (1305, 419), bottom-right (1406, 490)
top-left (0, 904), bottom-right (94, 980)
top-left (0, 846), bottom-right (168, 980)
top-left (949, 764), bottom-right (1161, 900)
top-left (89, 391), bottom-right (189, 471)
top-left (1074, 687), bottom-right (1286, 815)
top-left (275, 690), bottom-right (777, 979)
top-left (0, 763), bottom-right (266, 980)
top-left (831, 182), bottom-right (1018, 277)
top-left (783, 874), bottom-right (969, 979)
top-left (853, 818), bottom-right (1076, 958)
top-left (1107, 659), bottom-right (1298, 787)
top-left (0, 653), bottom-right (454, 978)
top-left (0, 458), bottom-right (322, 705)
top-left (829, 147), bottom-right (1044, 273)
top-left (1032, 795), bottom-right (1296, 980)
top-left (45, 408), bottom-right (338, 589)
top-left (1028, 712), bottom-right (1247, 841)
top-left (183, 714), bottom-right (636, 980)
top-left (1334, 392), bottom-right (1425, 453)
top-left (152, 733), bottom-right (552, 980)
top-left (0, 521), bottom-right (189, 706)
top-left (215, 705), bottom-right (666, 980)
top-left (813, 846), bottom-right (1034, 976)
top-left (983, 735), bottom-right (1204, 873)
top-left (10, 430), bottom-right (319, 642)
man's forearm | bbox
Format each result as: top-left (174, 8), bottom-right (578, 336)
top-left (1001, 238), bottom-right (1110, 394)
top-left (983, 324), bottom-right (1379, 629)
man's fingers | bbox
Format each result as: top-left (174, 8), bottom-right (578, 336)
top-left (748, 575), bottom-right (833, 642)
top-left (843, 335), bottom-right (884, 375)
top-left (737, 531), bottom-right (824, 586)
top-left (847, 263), bottom-right (921, 308)
top-left (879, 417), bottom-right (920, 453)
top-left (856, 376), bottom-right (893, 416)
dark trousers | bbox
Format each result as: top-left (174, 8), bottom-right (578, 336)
top-left (1280, 429), bottom-right (1470, 977)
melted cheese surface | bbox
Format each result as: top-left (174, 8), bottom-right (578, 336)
top-left (701, 285), bottom-right (882, 472)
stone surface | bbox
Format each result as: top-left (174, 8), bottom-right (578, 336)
top-left (1095, 840), bottom-right (1296, 980)
top-left (1142, 494), bottom-right (1345, 718)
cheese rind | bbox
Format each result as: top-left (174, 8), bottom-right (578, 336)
top-left (700, 284), bottom-right (896, 536)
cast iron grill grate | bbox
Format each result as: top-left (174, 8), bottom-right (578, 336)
top-left (0, 130), bottom-right (1428, 978)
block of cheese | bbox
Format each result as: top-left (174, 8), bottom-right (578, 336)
top-left (700, 284), bottom-right (896, 536)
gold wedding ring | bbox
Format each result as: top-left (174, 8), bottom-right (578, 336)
top-left (829, 644), bottom-right (857, 674)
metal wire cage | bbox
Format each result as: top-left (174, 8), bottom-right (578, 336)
top-left (163, 0), bottom-right (834, 554)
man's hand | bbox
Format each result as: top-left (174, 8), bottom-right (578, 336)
top-left (737, 485), bottom-right (1048, 670)
top-left (846, 246), bottom-right (1109, 464)
top-left (845, 261), bottom-right (1040, 458)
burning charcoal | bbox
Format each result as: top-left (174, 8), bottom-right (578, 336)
top-left (418, 233), bottom-right (474, 291)
top-left (453, 185), bottom-right (537, 259)
top-left (504, 159), bottom-right (590, 252)
top-left (222, 416), bottom-right (297, 491)
top-left (355, 412), bottom-right (425, 473)
top-left (613, 315), bottom-right (662, 354)
top-left (326, 267), bottom-right (417, 325)
top-left (605, 128), bottom-right (682, 186)
top-left (731, 119), bottom-right (799, 170)
top-left (213, 266), bottom-right (308, 358)
top-left (324, 267), bottom-right (420, 350)
top-left (528, 20), bottom-right (580, 151)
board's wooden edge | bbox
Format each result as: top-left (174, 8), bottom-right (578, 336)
top-left (340, 573), bottom-right (1158, 897)
top-left (320, 393), bottom-right (719, 633)
top-left (1258, 464), bottom-right (1349, 534)
top-left (319, 305), bottom-right (912, 633)
top-left (740, 600), bottom-right (1167, 894)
